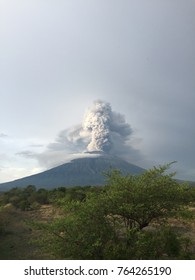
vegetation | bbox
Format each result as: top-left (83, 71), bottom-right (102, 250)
top-left (0, 163), bottom-right (195, 259)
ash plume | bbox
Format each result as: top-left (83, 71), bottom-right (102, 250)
top-left (83, 101), bottom-right (112, 152)
top-left (18, 100), bottom-right (141, 168)
top-left (83, 100), bottom-right (132, 153)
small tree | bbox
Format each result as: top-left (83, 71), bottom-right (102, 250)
top-left (104, 163), bottom-right (190, 230)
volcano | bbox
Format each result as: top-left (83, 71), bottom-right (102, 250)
top-left (0, 154), bottom-right (145, 190)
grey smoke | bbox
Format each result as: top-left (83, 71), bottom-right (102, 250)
top-left (83, 100), bottom-right (133, 153)
top-left (50, 100), bottom-right (133, 155)
top-left (18, 100), bottom-right (142, 168)
top-left (80, 100), bottom-right (133, 154)
top-left (83, 101), bottom-right (112, 152)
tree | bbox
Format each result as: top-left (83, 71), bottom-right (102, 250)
top-left (35, 163), bottom-right (194, 259)
top-left (39, 196), bottom-right (114, 259)
top-left (103, 163), bottom-right (190, 230)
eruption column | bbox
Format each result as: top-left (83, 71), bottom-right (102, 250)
top-left (83, 100), bottom-right (112, 152)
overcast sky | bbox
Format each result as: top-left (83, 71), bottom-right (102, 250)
top-left (0, 0), bottom-right (195, 183)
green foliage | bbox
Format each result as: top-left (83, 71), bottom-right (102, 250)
top-left (34, 163), bottom-right (195, 259)
top-left (103, 163), bottom-right (192, 230)
top-left (0, 163), bottom-right (194, 259)
top-left (0, 185), bottom-right (50, 210)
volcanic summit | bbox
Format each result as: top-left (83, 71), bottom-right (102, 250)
top-left (0, 101), bottom-right (145, 190)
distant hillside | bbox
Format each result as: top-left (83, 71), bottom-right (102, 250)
top-left (0, 155), bottom-right (145, 191)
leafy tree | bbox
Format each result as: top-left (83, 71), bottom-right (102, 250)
top-left (37, 197), bottom-right (115, 259)
top-left (35, 188), bottom-right (49, 204)
top-left (103, 163), bottom-right (191, 230)
top-left (31, 163), bottom-right (195, 259)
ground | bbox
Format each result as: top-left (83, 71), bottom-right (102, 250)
top-left (0, 205), bottom-right (57, 260)
top-left (0, 205), bottom-right (195, 260)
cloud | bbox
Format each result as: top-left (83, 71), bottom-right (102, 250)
top-left (16, 150), bottom-right (36, 158)
top-left (0, 133), bottom-right (8, 138)
top-left (17, 100), bottom-right (143, 168)
top-left (0, 166), bottom-right (42, 184)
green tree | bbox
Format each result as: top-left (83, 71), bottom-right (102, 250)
top-left (35, 188), bottom-right (49, 204)
top-left (39, 196), bottom-right (114, 259)
top-left (35, 164), bottom-right (194, 259)
top-left (103, 163), bottom-right (191, 230)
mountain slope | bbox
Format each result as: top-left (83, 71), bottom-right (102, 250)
top-left (0, 155), bottom-right (145, 190)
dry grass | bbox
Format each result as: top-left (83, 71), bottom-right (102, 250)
top-left (0, 205), bottom-right (58, 259)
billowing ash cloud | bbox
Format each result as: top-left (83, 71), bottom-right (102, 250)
top-left (18, 100), bottom-right (142, 168)
top-left (83, 101), bottom-right (112, 152)
top-left (50, 100), bottom-right (133, 155)
top-left (83, 100), bottom-right (132, 153)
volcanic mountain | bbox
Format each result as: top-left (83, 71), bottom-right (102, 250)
top-left (0, 154), bottom-right (145, 191)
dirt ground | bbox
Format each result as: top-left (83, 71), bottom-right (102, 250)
top-left (0, 205), bottom-right (57, 260)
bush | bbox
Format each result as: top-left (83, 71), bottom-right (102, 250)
top-left (25, 164), bottom-right (195, 259)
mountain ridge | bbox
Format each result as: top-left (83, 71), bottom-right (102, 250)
top-left (0, 154), bottom-right (145, 191)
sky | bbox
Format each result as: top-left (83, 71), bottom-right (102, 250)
top-left (0, 0), bottom-right (195, 183)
